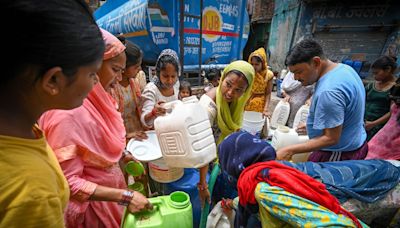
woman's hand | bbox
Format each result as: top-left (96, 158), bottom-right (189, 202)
top-left (119, 151), bottom-right (146, 183)
top-left (152, 101), bottom-right (167, 117)
top-left (263, 110), bottom-right (271, 119)
top-left (127, 191), bottom-right (153, 213)
top-left (126, 131), bottom-right (148, 141)
top-left (198, 181), bottom-right (210, 208)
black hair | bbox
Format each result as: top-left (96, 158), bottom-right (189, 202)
top-left (371, 56), bottom-right (397, 73)
top-left (206, 68), bottom-right (221, 81)
top-left (117, 36), bottom-right (143, 67)
top-left (285, 39), bottom-right (326, 66)
top-left (156, 55), bottom-right (179, 77)
top-left (225, 70), bottom-right (249, 87)
top-left (250, 55), bottom-right (263, 63)
top-left (179, 80), bottom-right (192, 95)
top-left (2, 0), bottom-right (104, 87)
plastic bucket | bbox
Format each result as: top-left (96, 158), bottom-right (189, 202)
top-left (242, 111), bottom-right (265, 135)
top-left (149, 158), bottom-right (184, 183)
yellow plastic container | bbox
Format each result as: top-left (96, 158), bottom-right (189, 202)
top-left (122, 191), bottom-right (192, 228)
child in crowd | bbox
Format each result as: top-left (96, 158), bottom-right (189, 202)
top-left (204, 68), bottom-right (221, 92)
top-left (364, 56), bottom-right (397, 141)
top-left (245, 47), bottom-right (274, 117)
top-left (179, 80), bottom-right (192, 100)
top-left (141, 49), bottom-right (180, 129)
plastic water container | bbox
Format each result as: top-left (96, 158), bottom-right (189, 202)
top-left (164, 168), bottom-right (209, 228)
top-left (292, 105), bottom-right (310, 129)
top-left (271, 125), bottom-right (299, 150)
top-left (270, 100), bottom-right (290, 129)
top-left (148, 158), bottom-right (184, 183)
top-left (122, 191), bottom-right (193, 228)
top-left (154, 98), bottom-right (217, 168)
top-left (280, 69), bottom-right (288, 79)
top-left (291, 135), bottom-right (310, 162)
top-left (242, 111), bottom-right (265, 135)
top-left (291, 152), bottom-right (311, 163)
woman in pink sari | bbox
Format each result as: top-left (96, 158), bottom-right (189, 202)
top-left (39, 29), bottom-right (151, 228)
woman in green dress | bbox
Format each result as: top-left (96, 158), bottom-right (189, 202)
top-left (365, 56), bottom-right (397, 141)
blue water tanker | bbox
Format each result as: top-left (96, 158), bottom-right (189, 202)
top-left (94, 0), bottom-right (250, 73)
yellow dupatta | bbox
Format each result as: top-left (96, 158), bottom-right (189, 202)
top-left (216, 60), bottom-right (255, 144)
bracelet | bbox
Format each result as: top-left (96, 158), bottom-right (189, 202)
top-left (118, 190), bottom-right (134, 206)
top-left (197, 182), bottom-right (208, 191)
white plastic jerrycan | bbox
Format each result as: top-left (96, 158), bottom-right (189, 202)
top-left (293, 104), bottom-right (310, 129)
top-left (154, 97), bottom-right (217, 168)
top-left (271, 125), bottom-right (299, 150)
top-left (270, 100), bottom-right (290, 129)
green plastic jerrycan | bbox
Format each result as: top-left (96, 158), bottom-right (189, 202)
top-left (122, 191), bottom-right (193, 228)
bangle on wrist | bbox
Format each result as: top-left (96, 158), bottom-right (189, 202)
top-left (197, 182), bottom-right (208, 191)
top-left (119, 190), bottom-right (135, 206)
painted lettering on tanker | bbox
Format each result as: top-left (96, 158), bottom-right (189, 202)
top-left (99, 1), bottom-right (147, 33)
top-left (155, 32), bottom-right (168, 45)
top-left (212, 41), bottom-right (232, 53)
top-left (184, 47), bottom-right (206, 55)
top-left (122, 2), bottom-right (147, 32)
top-left (219, 3), bottom-right (239, 17)
top-left (313, 3), bottom-right (389, 19)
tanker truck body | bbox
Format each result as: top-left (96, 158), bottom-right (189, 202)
top-left (94, 0), bottom-right (249, 81)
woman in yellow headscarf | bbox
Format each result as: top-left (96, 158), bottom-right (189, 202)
top-left (198, 60), bottom-right (255, 205)
top-left (245, 47), bottom-right (274, 117)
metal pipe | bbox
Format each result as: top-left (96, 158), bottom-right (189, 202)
top-left (179, 0), bottom-right (185, 77)
top-left (198, 0), bottom-right (203, 85)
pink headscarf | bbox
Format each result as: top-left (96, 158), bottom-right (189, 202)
top-left (101, 28), bottom-right (126, 60)
top-left (39, 29), bottom-right (127, 164)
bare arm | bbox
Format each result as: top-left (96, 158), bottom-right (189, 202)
top-left (198, 165), bottom-right (210, 207)
top-left (263, 79), bottom-right (274, 117)
top-left (276, 125), bottom-right (342, 160)
top-left (365, 112), bottom-right (391, 130)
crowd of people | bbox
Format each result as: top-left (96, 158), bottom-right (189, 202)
top-left (1, 0), bottom-right (399, 227)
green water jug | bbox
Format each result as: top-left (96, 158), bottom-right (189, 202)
top-left (122, 191), bottom-right (192, 228)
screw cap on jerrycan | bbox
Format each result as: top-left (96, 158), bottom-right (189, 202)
top-left (154, 97), bottom-right (217, 168)
top-left (122, 191), bottom-right (193, 228)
